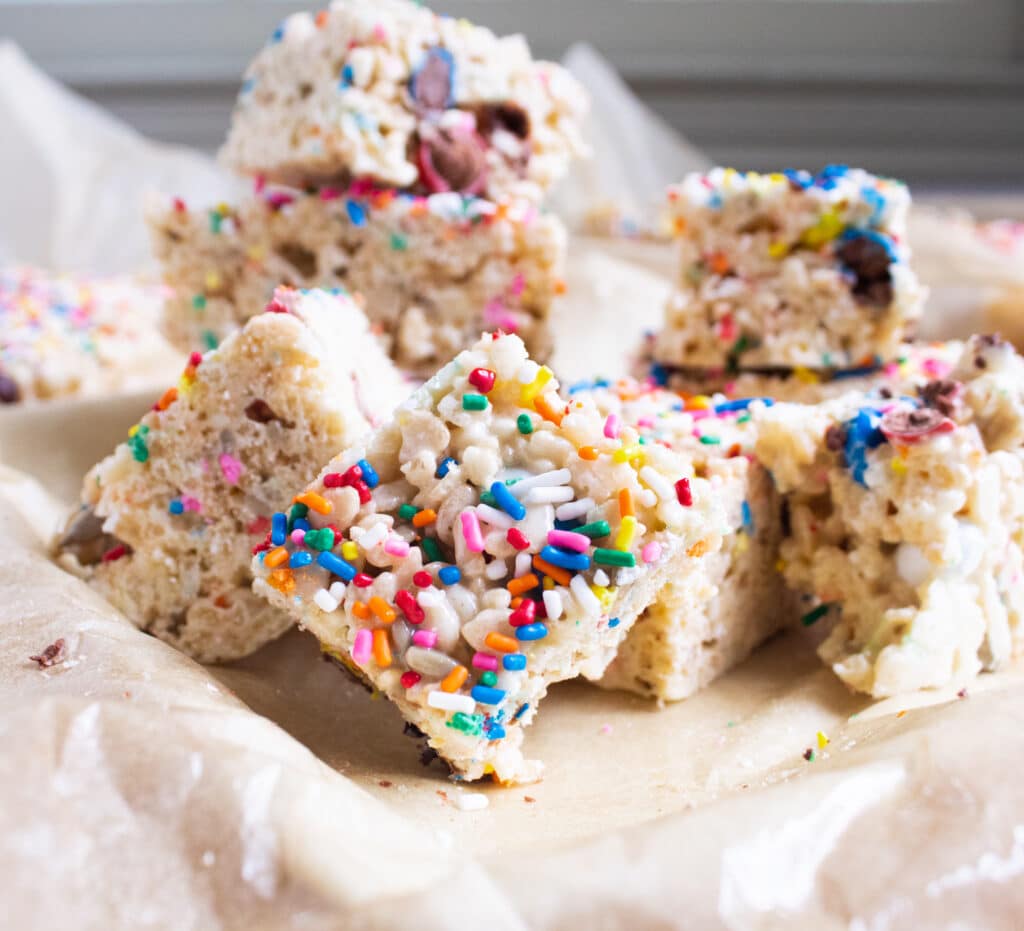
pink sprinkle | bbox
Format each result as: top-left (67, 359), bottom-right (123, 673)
top-left (460, 510), bottom-right (485, 553)
top-left (642, 542), bottom-right (662, 564)
top-left (291, 529), bottom-right (306, 545)
top-left (181, 495), bottom-right (202, 513)
top-left (351, 629), bottom-right (372, 665)
top-left (218, 452), bottom-right (245, 485)
top-left (604, 414), bottom-right (621, 439)
top-left (547, 529), bottom-right (590, 552)
top-left (412, 630), bottom-right (438, 649)
top-left (923, 358), bottom-right (952, 378)
top-left (264, 191), bottom-right (294, 210)
top-left (883, 361), bottom-right (901, 378)
top-left (320, 187), bottom-right (344, 201)
top-left (690, 409), bottom-right (713, 421)
top-left (384, 537), bottom-right (410, 558)
top-left (472, 651), bottom-right (499, 671)
top-left (637, 416), bottom-right (655, 429)
top-left (483, 299), bottom-right (520, 332)
top-left (509, 273), bottom-right (526, 297)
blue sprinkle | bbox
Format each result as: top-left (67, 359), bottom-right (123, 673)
top-left (608, 617), bottom-right (620, 629)
top-left (838, 228), bottom-right (897, 262)
top-left (271, 512), bottom-right (287, 546)
top-left (834, 362), bottom-right (883, 380)
top-left (568, 377), bottom-right (610, 395)
top-left (741, 500), bottom-right (754, 533)
top-left (783, 168), bottom-right (812, 189)
top-left (649, 362), bottom-right (669, 386)
top-left (339, 63), bottom-right (355, 88)
top-left (515, 622), bottom-right (548, 642)
top-left (292, 518), bottom-right (311, 533)
top-left (471, 685), bottom-right (506, 705)
top-left (168, 499), bottom-right (184, 515)
top-left (436, 456), bottom-right (458, 478)
top-left (438, 565), bottom-right (461, 585)
top-left (316, 551), bottom-right (356, 582)
top-left (486, 723), bottom-right (506, 740)
top-left (346, 199), bottom-right (367, 227)
top-left (503, 653), bottom-right (527, 671)
top-left (512, 703), bottom-right (530, 721)
top-left (539, 545), bottom-right (591, 572)
top-left (844, 408), bottom-right (886, 487)
top-left (356, 458), bottom-right (378, 488)
top-left (270, 23), bottom-right (285, 43)
top-left (554, 517), bottom-right (583, 532)
top-left (491, 481), bottom-right (526, 520)
top-left (714, 397), bottom-right (775, 414)
top-left (289, 551), bottom-right (313, 569)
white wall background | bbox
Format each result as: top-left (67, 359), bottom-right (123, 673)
top-left (3, 0), bottom-right (1022, 188)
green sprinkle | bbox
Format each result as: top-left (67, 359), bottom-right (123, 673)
top-left (480, 491), bottom-right (498, 507)
top-left (421, 537), bottom-right (442, 563)
top-left (480, 671), bottom-right (498, 687)
top-left (191, 294), bottom-right (207, 311)
top-left (462, 393), bottom-right (488, 411)
top-left (127, 425), bottom-right (150, 463)
top-left (398, 504), bottom-right (420, 520)
top-left (638, 436), bottom-right (647, 445)
top-left (822, 352), bottom-right (833, 368)
top-left (304, 528), bottom-right (334, 551)
top-left (290, 503), bottom-right (309, 520)
top-left (804, 749), bottom-right (816, 762)
top-left (209, 211), bottom-right (223, 234)
top-left (517, 413), bottom-right (534, 434)
top-left (737, 413), bottom-right (752, 424)
top-left (699, 435), bottom-right (721, 445)
top-left (202, 330), bottom-right (218, 350)
top-left (593, 548), bottom-right (636, 568)
top-left (447, 711), bottom-right (484, 736)
top-left (801, 603), bottom-right (832, 627)
top-left (389, 232), bottom-right (408, 251)
top-left (576, 520), bottom-right (611, 539)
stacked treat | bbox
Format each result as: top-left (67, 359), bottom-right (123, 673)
top-left (47, 0), bottom-right (1024, 782)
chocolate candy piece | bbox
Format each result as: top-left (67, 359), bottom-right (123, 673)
top-left (836, 235), bottom-right (893, 307)
top-left (0, 372), bottom-right (20, 404)
top-left (918, 379), bottom-right (963, 418)
top-left (881, 406), bottom-right (955, 444)
top-left (418, 128), bottom-right (488, 194)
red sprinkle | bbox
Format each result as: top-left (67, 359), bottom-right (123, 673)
top-left (172, 197), bottom-right (186, 213)
top-left (400, 670), bottom-right (422, 689)
top-left (265, 299), bottom-right (289, 314)
top-left (413, 570), bottom-right (433, 588)
top-left (395, 589), bottom-right (425, 624)
top-left (353, 573), bottom-right (374, 588)
top-left (323, 472), bottom-right (346, 488)
top-left (252, 537), bottom-right (273, 555)
top-left (507, 528), bottom-right (531, 551)
top-left (675, 477), bottom-right (693, 507)
top-left (189, 351), bottom-right (203, 367)
top-left (509, 599), bottom-right (537, 627)
top-left (350, 479), bottom-right (372, 504)
top-left (468, 367), bottom-right (497, 393)
top-left (102, 544), bottom-right (128, 563)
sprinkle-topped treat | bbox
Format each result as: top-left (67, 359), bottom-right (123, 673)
top-left (251, 333), bottom-right (725, 782)
top-left (221, 0), bottom-right (588, 203)
top-left (653, 166), bottom-right (926, 372)
top-left (753, 335), bottom-right (1024, 697)
top-left (0, 266), bottom-right (180, 403)
top-left (54, 287), bottom-right (408, 663)
top-left (576, 379), bottom-right (799, 701)
top-left (149, 184), bottom-right (565, 373)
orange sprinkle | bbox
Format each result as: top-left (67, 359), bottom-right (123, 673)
top-left (264, 546), bottom-right (289, 569)
top-left (485, 632), bottom-right (518, 653)
top-left (315, 9), bottom-right (328, 26)
top-left (577, 446), bottom-right (599, 461)
top-left (687, 539), bottom-right (710, 558)
top-left (535, 393), bottom-right (565, 426)
top-left (709, 252), bottom-right (731, 275)
top-left (372, 629), bottom-right (392, 668)
top-left (618, 488), bottom-right (635, 519)
top-left (533, 555), bottom-right (571, 587)
top-left (441, 665), bottom-right (468, 693)
top-left (156, 386), bottom-right (178, 411)
top-left (369, 596), bottom-right (396, 623)
top-left (412, 508), bottom-right (437, 528)
top-left (673, 216), bottom-right (687, 235)
top-left (352, 601), bottom-right (371, 620)
top-left (896, 710), bottom-right (907, 719)
top-left (268, 568), bottom-right (294, 595)
top-left (294, 491), bottom-right (332, 514)
top-left (507, 573), bottom-right (539, 596)
top-left (554, 278), bottom-right (567, 296)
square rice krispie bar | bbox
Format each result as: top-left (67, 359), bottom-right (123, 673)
top-left (577, 380), bottom-right (798, 701)
top-left (653, 166), bottom-right (926, 372)
top-left (0, 266), bottom-right (180, 404)
top-left (221, 0), bottom-right (587, 203)
top-left (753, 334), bottom-right (1024, 697)
top-left (251, 332), bottom-right (726, 782)
top-left (149, 185), bottom-right (565, 374)
top-left (55, 287), bottom-right (408, 663)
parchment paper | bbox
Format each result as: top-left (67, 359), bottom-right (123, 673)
top-left (3, 39), bottom-right (1024, 931)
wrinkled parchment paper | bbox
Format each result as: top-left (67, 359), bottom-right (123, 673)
top-left (4, 40), bottom-right (1024, 930)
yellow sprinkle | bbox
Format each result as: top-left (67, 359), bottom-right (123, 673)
top-left (204, 270), bottom-right (222, 290)
top-left (794, 366), bottom-right (821, 385)
top-left (800, 209), bottom-right (844, 248)
top-left (246, 244), bottom-right (266, 262)
top-left (519, 367), bottom-right (553, 407)
top-left (128, 424), bottom-right (140, 438)
top-left (817, 731), bottom-right (830, 749)
top-left (775, 558), bottom-right (788, 573)
top-left (733, 531), bottom-right (750, 555)
top-left (689, 395), bottom-right (713, 410)
top-left (612, 444), bottom-right (645, 465)
top-left (593, 585), bottom-right (616, 611)
top-left (341, 541), bottom-right (359, 561)
top-left (767, 241), bottom-right (789, 259)
top-left (615, 515), bottom-right (636, 551)
top-left (891, 457), bottom-right (907, 476)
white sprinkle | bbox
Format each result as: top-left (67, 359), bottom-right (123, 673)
top-left (329, 581), bottom-right (347, 600)
top-left (639, 466), bottom-right (673, 501)
top-left (476, 503), bottom-right (515, 529)
top-left (639, 489), bottom-right (657, 508)
top-left (593, 569), bottom-right (610, 587)
top-left (358, 522), bottom-right (388, 552)
top-left (542, 589), bottom-right (563, 620)
top-left (570, 574), bottom-right (602, 615)
top-left (517, 360), bottom-right (540, 384)
top-left (515, 552), bottom-right (532, 577)
top-left (455, 792), bottom-right (490, 812)
top-left (428, 691), bottom-right (476, 714)
top-left (555, 498), bottom-right (594, 521)
top-left (314, 589), bottom-right (339, 613)
top-left (524, 486), bottom-right (575, 505)
top-left (509, 468), bottom-right (572, 498)
top-left (485, 560), bottom-right (510, 580)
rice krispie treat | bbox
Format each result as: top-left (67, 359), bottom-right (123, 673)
top-left (251, 333), bottom-right (726, 782)
top-left (0, 266), bottom-right (180, 403)
top-left (149, 185), bottom-right (565, 373)
top-left (653, 166), bottom-right (926, 372)
top-left (754, 335), bottom-right (1024, 697)
top-left (575, 380), bottom-right (798, 701)
top-left (54, 287), bottom-right (408, 663)
top-left (221, 0), bottom-right (588, 203)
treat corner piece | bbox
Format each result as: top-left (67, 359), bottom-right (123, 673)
top-left (252, 331), bottom-right (724, 782)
